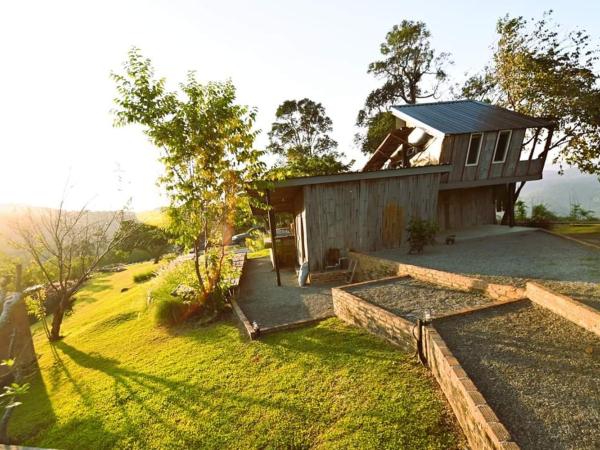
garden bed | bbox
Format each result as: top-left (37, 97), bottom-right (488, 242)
top-left (345, 276), bottom-right (495, 322)
top-left (434, 301), bottom-right (600, 450)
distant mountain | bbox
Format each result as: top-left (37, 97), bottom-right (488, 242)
top-left (0, 204), bottom-right (135, 257)
top-left (520, 169), bottom-right (600, 216)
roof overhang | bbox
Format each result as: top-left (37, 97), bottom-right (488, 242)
top-left (272, 164), bottom-right (452, 189)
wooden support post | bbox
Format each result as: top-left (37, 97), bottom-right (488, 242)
top-left (265, 190), bottom-right (281, 287)
top-left (507, 182), bottom-right (516, 227)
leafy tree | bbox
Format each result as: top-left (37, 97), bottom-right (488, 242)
top-left (515, 200), bottom-right (528, 222)
top-left (11, 202), bottom-right (126, 341)
top-left (460, 11), bottom-right (600, 177)
top-left (568, 203), bottom-right (597, 222)
top-left (529, 203), bottom-right (558, 228)
top-left (112, 48), bottom-right (264, 315)
top-left (267, 98), bottom-right (352, 177)
top-left (115, 220), bottom-right (170, 264)
top-left (356, 21), bottom-right (451, 154)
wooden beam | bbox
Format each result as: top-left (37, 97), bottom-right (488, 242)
top-left (273, 164), bottom-right (452, 188)
top-left (265, 190), bottom-right (281, 287)
top-left (439, 173), bottom-right (542, 190)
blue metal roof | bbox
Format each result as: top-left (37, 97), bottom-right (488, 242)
top-left (391, 100), bottom-right (554, 135)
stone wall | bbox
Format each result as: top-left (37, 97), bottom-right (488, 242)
top-left (0, 294), bottom-right (37, 384)
top-left (309, 270), bottom-right (348, 285)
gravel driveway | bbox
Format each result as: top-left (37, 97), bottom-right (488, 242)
top-left (237, 257), bottom-right (335, 330)
top-left (374, 230), bottom-right (600, 283)
top-left (435, 301), bottom-right (600, 450)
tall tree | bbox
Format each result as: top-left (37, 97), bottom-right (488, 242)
top-left (112, 48), bottom-right (264, 314)
top-left (267, 98), bottom-right (352, 177)
top-left (11, 201), bottom-right (126, 340)
top-left (460, 11), bottom-right (600, 177)
top-left (356, 21), bottom-right (451, 154)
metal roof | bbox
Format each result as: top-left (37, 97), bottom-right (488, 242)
top-left (391, 100), bottom-right (554, 135)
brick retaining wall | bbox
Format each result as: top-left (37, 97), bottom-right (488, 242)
top-left (423, 326), bottom-right (518, 450)
top-left (526, 282), bottom-right (600, 336)
top-left (348, 251), bottom-right (525, 301)
top-left (332, 282), bottom-right (414, 351)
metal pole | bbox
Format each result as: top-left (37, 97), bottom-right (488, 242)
top-left (265, 190), bottom-right (281, 287)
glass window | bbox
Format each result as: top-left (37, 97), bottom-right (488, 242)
top-left (466, 133), bottom-right (483, 166)
top-left (493, 130), bottom-right (512, 163)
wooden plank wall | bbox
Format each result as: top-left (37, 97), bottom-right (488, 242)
top-left (303, 173), bottom-right (441, 271)
top-left (437, 187), bottom-right (497, 231)
top-left (440, 129), bottom-right (528, 183)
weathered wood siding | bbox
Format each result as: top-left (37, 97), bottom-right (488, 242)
top-left (303, 173), bottom-right (440, 271)
top-left (437, 187), bottom-right (497, 231)
top-left (440, 129), bottom-right (528, 183)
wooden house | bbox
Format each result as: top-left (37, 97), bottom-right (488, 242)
top-left (262, 100), bottom-right (555, 276)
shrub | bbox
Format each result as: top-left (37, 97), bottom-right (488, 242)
top-left (245, 231), bottom-right (266, 253)
top-left (528, 203), bottom-right (558, 229)
top-left (406, 219), bottom-right (438, 254)
top-left (153, 298), bottom-right (192, 327)
top-left (133, 270), bottom-right (157, 283)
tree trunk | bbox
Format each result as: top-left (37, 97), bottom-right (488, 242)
top-left (153, 255), bottom-right (160, 264)
top-left (49, 298), bottom-right (67, 341)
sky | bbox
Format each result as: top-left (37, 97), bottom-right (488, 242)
top-left (1, 0), bottom-right (599, 211)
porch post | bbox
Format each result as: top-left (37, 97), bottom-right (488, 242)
top-left (265, 190), bottom-right (281, 287)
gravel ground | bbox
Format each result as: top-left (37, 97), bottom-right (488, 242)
top-left (238, 257), bottom-right (335, 329)
top-left (346, 277), bottom-right (494, 322)
top-left (435, 301), bottom-right (600, 450)
top-left (374, 230), bottom-right (600, 283)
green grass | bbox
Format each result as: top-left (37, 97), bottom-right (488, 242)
top-left (552, 223), bottom-right (600, 245)
top-left (9, 262), bottom-right (462, 449)
top-left (247, 248), bottom-right (270, 259)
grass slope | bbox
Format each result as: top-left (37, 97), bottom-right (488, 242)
top-left (10, 262), bottom-right (462, 449)
top-left (552, 223), bottom-right (600, 246)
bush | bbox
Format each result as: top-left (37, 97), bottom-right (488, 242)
top-left (406, 219), bottom-right (438, 254)
top-left (245, 232), bottom-right (266, 253)
top-left (153, 297), bottom-right (192, 327)
top-left (133, 270), bottom-right (157, 283)
top-left (528, 203), bottom-right (558, 229)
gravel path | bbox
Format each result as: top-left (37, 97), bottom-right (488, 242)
top-left (238, 257), bottom-right (334, 329)
top-left (374, 230), bottom-right (600, 283)
top-left (346, 277), bottom-right (494, 322)
top-left (435, 301), bottom-right (600, 450)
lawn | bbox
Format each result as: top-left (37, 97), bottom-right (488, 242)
top-left (9, 261), bottom-right (462, 449)
top-left (552, 223), bottom-right (600, 246)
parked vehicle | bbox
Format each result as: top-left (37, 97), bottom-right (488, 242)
top-left (232, 226), bottom-right (265, 246)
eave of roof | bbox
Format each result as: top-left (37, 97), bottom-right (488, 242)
top-left (391, 100), bottom-right (555, 135)
top-left (271, 164), bottom-right (452, 189)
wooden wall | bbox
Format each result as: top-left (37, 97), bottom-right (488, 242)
top-left (439, 129), bottom-right (528, 183)
top-left (437, 187), bottom-right (497, 231)
top-left (302, 173), bottom-right (441, 271)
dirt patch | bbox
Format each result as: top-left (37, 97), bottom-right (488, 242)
top-left (346, 277), bottom-right (494, 322)
top-left (435, 301), bottom-right (600, 450)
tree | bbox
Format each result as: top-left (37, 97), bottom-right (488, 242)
top-left (267, 98), bottom-right (352, 177)
top-left (115, 220), bottom-right (170, 264)
top-left (568, 203), bottom-right (597, 222)
top-left (112, 48), bottom-right (264, 315)
top-left (11, 201), bottom-right (126, 340)
top-left (515, 200), bottom-right (528, 222)
top-left (356, 21), bottom-right (451, 154)
top-left (460, 11), bottom-right (600, 177)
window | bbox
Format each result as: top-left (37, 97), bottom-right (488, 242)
top-left (493, 130), bottom-right (512, 163)
top-left (465, 133), bottom-right (483, 166)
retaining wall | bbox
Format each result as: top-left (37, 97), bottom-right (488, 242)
top-left (348, 251), bottom-right (525, 301)
top-left (0, 294), bottom-right (37, 384)
top-left (526, 282), bottom-right (600, 336)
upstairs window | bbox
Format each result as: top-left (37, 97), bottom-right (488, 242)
top-left (493, 130), bottom-right (512, 163)
top-left (465, 133), bottom-right (483, 166)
